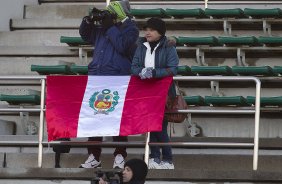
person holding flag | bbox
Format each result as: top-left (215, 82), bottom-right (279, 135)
top-left (131, 17), bottom-right (179, 169)
top-left (79, 0), bottom-right (139, 169)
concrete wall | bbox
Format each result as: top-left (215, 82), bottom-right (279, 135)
top-left (0, 0), bottom-right (38, 31)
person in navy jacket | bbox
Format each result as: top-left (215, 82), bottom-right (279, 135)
top-left (131, 17), bottom-right (179, 169)
top-left (79, 0), bottom-right (139, 169)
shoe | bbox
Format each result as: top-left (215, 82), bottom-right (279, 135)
top-left (148, 158), bottom-right (161, 169)
top-left (159, 161), bottom-right (174, 169)
top-left (113, 154), bottom-right (125, 169)
top-left (79, 154), bottom-right (101, 168)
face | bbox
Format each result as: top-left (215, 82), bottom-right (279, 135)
top-left (122, 166), bottom-right (133, 183)
top-left (145, 27), bottom-right (162, 42)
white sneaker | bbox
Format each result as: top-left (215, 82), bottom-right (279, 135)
top-left (80, 154), bottom-right (101, 168)
top-left (148, 158), bottom-right (161, 169)
top-left (113, 154), bottom-right (125, 169)
top-left (159, 161), bottom-right (175, 169)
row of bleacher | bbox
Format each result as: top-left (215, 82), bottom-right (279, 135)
top-left (130, 8), bottom-right (282, 18)
top-left (30, 64), bottom-right (282, 76)
top-left (61, 36), bottom-right (282, 46)
top-left (2, 93), bottom-right (282, 107)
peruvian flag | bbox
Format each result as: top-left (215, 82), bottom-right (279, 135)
top-left (46, 75), bottom-right (172, 141)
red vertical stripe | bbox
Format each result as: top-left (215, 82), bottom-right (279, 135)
top-left (46, 75), bottom-right (88, 141)
top-left (120, 76), bottom-right (173, 136)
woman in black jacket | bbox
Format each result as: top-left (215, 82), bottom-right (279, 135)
top-left (99, 158), bottom-right (148, 184)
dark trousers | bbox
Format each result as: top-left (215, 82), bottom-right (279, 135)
top-left (87, 136), bottom-right (128, 161)
top-left (149, 119), bottom-right (172, 162)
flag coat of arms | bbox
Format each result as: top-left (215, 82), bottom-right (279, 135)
top-left (46, 75), bottom-right (172, 141)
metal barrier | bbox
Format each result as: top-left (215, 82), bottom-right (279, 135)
top-left (0, 75), bottom-right (261, 170)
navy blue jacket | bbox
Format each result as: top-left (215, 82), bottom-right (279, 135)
top-left (131, 36), bottom-right (179, 96)
top-left (79, 18), bottom-right (139, 75)
top-left (131, 36), bottom-right (179, 78)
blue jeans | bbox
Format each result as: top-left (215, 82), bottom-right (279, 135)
top-left (149, 119), bottom-right (172, 162)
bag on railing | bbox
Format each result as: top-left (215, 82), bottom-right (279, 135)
top-left (52, 138), bottom-right (71, 168)
top-left (165, 83), bottom-right (188, 123)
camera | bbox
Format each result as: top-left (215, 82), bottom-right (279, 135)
top-left (90, 8), bottom-right (117, 22)
top-left (94, 170), bottom-right (123, 184)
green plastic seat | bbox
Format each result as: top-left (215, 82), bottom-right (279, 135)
top-left (244, 8), bottom-right (282, 18)
top-left (232, 66), bottom-right (274, 76)
top-left (130, 8), bottom-right (169, 18)
top-left (70, 65), bottom-right (88, 75)
top-left (31, 65), bottom-right (72, 75)
top-left (191, 66), bottom-right (233, 76)
top-left (272, 66), bottom-right (282, 75)
top-left (60, 36), bottom-right (89, 46)
top-left (218, 36), bottom-right (259, 46)
top-left (205, 8), bottom-right (246, 18)
top-left (177, 36), bottom-right (221, 46)
top-left (247, 96), bottom-right (282, 106)
top-left (0, 94), bottom-right (40, 105)
top-left (165, 8), bottom-right (206, 18)
top-left (257, 36), bottom-right (282, 46)
top-left (205, 96), bottom-right (249, 106)
top-left (184, 96), bottom-right (206, 106)
top-left (177, 65), bottom-right (194, 76)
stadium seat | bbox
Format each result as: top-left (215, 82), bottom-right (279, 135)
top-left (244, 8), bottom-right (282, 18)
top-left (272, 66), bottom-right (282, 75)
top-left (218, 36), bottom-right (260, 46)
top-left (232, 66), bottom-right (274, 76)
top-left (257, 36), bottom-right (282, 46)
top-left (184, 95), bottom-right (206, 106)
top-left (176, 36), bottom-right (221, 46)
top-left (70, 65), bottom-right (88, 75)
top-left (130, 8), bottom-right (169, 18)
top-left (0, 94), bottom-right (41, 105)
top-left (204, 8), bottom-right (246, 18)
top-left (205, 96), bottom-right (249, 106)
top-left (69, 65), bottom-right (195, 76)
top-left (165, 8), bottom-right (206, 18)
top-left (191, 66), bottom-right (233, 76)
top-left (31, 64), bottom-right (73, 75)
top-left (177, 65), bottom-right (194, 76)
top-left (246, 96), bottom-right (282, 106)
top-left (60, 36), bottom-right (89, 46)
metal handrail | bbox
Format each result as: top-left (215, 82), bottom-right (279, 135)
top-left (0, 75), bottom-right (260, 170)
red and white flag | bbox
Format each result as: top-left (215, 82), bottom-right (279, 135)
top-left (46, 75), bottom-right (172, 141)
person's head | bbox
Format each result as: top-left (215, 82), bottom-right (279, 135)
top-left (123, 158), bottom-right (148, 183)
top-left (106, 0), bottom-right (131, 22)
top-left (144, 17), bottom-right (166, 42)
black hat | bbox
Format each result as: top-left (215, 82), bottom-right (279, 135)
top-left (124, 158), bottom-right (148, 182)
top-left (143, 17), bottom-right (166, 36)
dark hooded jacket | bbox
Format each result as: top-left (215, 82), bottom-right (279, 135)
top-left (123, 159), bottom-right (148, 184)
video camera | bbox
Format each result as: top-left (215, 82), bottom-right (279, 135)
top-left (94, 170), bottom-right (123, 184)
top-left (89, 8), bottom-right (117, 23)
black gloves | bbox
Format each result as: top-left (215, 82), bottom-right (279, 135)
top-left (101, 13), bottom-right (114, 30)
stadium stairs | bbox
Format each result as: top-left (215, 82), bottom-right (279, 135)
top-left (2, 0), bottom-right (282, 183)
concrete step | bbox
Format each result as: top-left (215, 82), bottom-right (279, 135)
top-left (0, 30), bottom-right (78, 46)
top-left (0, 46), bottom-right (77, 56)
top-left (9, 18), bottom-right (253, 31)
top-left (0, 57), bottom-right (84, 75)
top-left (3, 152), bottom-right (282, 170)
top-left (2, 153), bottom-right (282, 182)
top-left (25, 3), bottom-right (204, 19)
top-left (1, 30), bottom-right (240, 46)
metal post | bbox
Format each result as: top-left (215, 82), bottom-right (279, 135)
top-left (144, 132), bottom-right (150, 165)
top-left (205, 0), bottom-right (208, 8)
top-left (253, 78), bottom-right (261, 170)
top-left (38, 79), bottom-right (46, 168)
